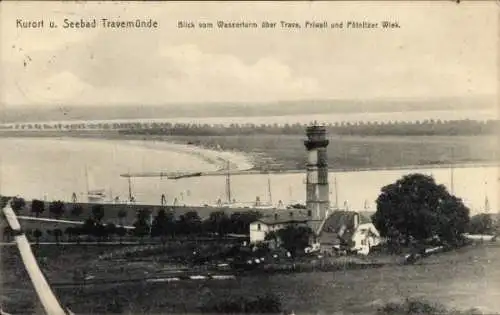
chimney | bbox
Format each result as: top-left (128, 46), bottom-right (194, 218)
top-left (304, 125), bottom-right (330, 222)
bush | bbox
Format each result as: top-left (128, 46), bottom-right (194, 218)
top-left (31, 199), bottom-right (45, 217)
top-left (49, 201), bottom-right (66, 219)
top-left (10, 197), bottom-right (26, 212)
top-left (199, 293), bottom-right (282, 313)
top-left (376, 298), bottom-right (484, 315)
top-left (104, 299), bottom-right (124, 314)
top-left (71, 204), bottom-right (84, 217)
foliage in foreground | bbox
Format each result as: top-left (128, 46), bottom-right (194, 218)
top-left (198, 293), bottom-right (282, 313)
top-left (377, 298), bottom-right (485, 315)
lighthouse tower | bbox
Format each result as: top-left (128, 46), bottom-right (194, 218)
top-left (304, 124), bottom-right (330, 226)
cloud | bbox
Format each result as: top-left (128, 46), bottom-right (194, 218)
top-left (158, 44), bottom-right (320, 103)
top-left (3, 41), bottom-right (321, 106)
top-left (17, 71), bottom-right (92, 104)
top-left (0, 1), bottom-right (497, 107)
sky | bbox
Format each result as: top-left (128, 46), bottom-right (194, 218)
top-left (0, 1), bottom-right (498, 108)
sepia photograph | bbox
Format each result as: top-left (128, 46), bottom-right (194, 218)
top-left (0, 1), bottom-right (498, 314)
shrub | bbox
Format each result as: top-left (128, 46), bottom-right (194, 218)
top-left (71, 204), bottom-right (84, 217)
top-left (31, 199), bottom-right (45, 217)
top-left (49, 201), bottom-right (66, 219)
top-left (199, 292), bottom-right (282, 313)
top-left (10, 197), bottom-right (26, 212)
top-left (376, 298), bottom-right (483, 315)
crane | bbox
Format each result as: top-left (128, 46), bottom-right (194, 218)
top-left (120, 162), bottom-right (284, 206)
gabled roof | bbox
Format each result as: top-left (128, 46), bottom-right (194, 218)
top-left (358, 211), bottom-right (375, 224)
top-left (253, 209), bottom-right (310, 226)
top-left (356, 223), bottom-right (380, 238)
top-left (318, 211), bottom-right (359, 246)
top-left (321, 211), bottom-right (358, 233)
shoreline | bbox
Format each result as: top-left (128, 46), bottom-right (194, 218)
top-left (0, 133), bottom-right (498, 174)
top-left (116, 138), bottom-right (255, 172)
top-left (0, 134), bottom-right (256, 174)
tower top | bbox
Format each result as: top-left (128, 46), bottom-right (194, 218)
top-left (306, 125), bottom-right (327, 139)
top-left (304, 125), bottom-right (328, 150)
top-left (307, 121), bottom-right (326, 128)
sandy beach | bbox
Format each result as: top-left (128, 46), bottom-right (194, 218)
top-left (120, 139), bottom-right (255, 172)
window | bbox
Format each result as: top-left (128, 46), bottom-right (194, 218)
top-left (257, 224), bottom-right (261, 231)
top-left (361, 240), bottom-right (366, 246)
top-left (307, 210), bottom-right (312, 216)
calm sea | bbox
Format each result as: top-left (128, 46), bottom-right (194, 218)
top-left (0, 137), bottom-right (497, 214)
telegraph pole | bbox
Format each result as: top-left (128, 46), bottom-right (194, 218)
top-left (334, 175), bottom-right (339, 208)
top-left (484, 180), bottom-right (490, 213)
top-left (128, 176), bottom-right (133, 202)
top-left (450, 147), bottom-right (455, 195)
top-left (225, 161), bottom-right (231, 204)
top-left (267, 174), bottom-right (273, 206)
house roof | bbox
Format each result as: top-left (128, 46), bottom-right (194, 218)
top-left (358, 211), bottom-right (375, 224)
top-left (356, 223), bottom-right (380, 238)
top-left (254, 209), bottom-right (310, 225)
top-left (317, 211), bottom-right (360, 246)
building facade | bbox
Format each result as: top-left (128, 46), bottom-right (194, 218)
top-left (317, 211), bottom-right (381, 256)
top-left (249, 211), bottom-right (309, 243)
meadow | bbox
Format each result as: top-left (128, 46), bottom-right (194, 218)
top-left (2, 243), bottom-right (499, 314)
top-left (165, 134), bottom-right (499, 171)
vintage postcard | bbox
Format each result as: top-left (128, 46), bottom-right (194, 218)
top-left (0, 1), bottom-right (498, 314)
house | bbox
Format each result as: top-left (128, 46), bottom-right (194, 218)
top-left (316, 210), bottom-right (381, 256)
top-left (351, 222), bottom-right (381, 255)
top-left (249, 208), bottom-right (381, 256)
top-left (249, 210), bottom-right (310, 243)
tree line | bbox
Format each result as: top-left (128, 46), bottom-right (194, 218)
top-left (2, 197), bottom-right (262, 244)
top-left (118, 119), bottom-right (499, 137)
top-left (2, 119), bottom-right (499, 136)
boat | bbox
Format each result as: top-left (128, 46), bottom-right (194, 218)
top-left (87, 189), bottom-right (107, 202)
top-left (85, 166), bottom-right (107, 203)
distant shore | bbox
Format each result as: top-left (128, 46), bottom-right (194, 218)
top-left (0, 130), bottom-right (498, 174)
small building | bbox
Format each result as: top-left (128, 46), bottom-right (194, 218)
top-left (249, 208), bottom-right (381, 256)
top-left (316, 210), bottom-right (381, 256)
top-left (352, 222), bottom-right (381, 255)
top-left (249, 211), bottom-right (310, 243)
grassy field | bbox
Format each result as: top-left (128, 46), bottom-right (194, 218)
top-left (2, 243), bottom-right (499, 314)
top-left (165, 134), bottom-right (499, 171)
